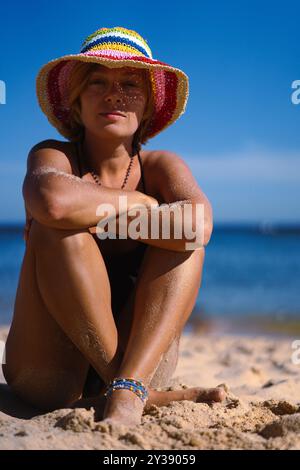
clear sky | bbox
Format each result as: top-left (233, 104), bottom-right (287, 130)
top-left (0, 0), bottom-right (299, 224)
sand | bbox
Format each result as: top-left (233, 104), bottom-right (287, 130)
top-left (0, 326), bottom-right (300, 450)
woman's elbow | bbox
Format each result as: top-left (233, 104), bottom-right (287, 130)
top-left (29, 198), bottom-right (64, 226)
top-left (22, 182), bottom-right (65, 226)
top-left (42, 197), bottom-right (66, 224)
top-left (183, 223), bottom-right (211, 251)
top-left (190, 203), bottom-right (213, 248)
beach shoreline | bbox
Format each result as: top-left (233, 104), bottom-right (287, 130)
top-left (1, 325), bottom-right (300, 450)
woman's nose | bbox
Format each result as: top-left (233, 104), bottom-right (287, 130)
top-left (103, 81), bottom-right (123, 101)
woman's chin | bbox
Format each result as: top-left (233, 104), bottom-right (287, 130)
top-left (92, 127), bottom-right (134, 141)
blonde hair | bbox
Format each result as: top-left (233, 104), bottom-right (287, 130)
top-left (66, 62), bottom-right (154, 153)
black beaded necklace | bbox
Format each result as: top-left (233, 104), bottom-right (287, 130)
top-left (78, 141), bottom-right (135, 189)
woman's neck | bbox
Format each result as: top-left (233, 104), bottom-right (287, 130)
top-left (81, 136), bottom-right (134, 177)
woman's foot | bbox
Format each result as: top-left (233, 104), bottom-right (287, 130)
top-left (101, 385), bottom-right (226, 426)
top-left (145, 385), bottom-right (226, 411)
top-left (102, 388), bottom-right (145, 426)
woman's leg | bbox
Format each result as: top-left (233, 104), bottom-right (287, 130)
top-left (103, 245), bottom-right (225, 425)
top-left (3, 221), bottom-right (223, 415)
top-left (2, 220), bottom-right (123, 410)
top-left (3, 220), bottom-right (199, 412)
top-left (113, 277), bottom-right (181, 389)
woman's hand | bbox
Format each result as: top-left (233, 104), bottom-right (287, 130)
top-left (141, 194), bottom-right (159, 208)
top-left (88, 193), bottom-right (159, 234)
top-left (89, 226), bottom-right (97, 234)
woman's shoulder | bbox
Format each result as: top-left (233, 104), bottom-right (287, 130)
top-left (29, 139), bottom-right (75, 163)
top-left (30, 139), bottom-right (70, 153)
top-left (140, 149), bottom-right (187, 199)
top-left (28, 139), bottom-right (78, 175)
top-left (141, 148), bottom-right (199, 202)
top-left (140, 148), bottom-right (169, 164)
top-left (29, 139), bottom-right (75, 164)
top-left (32, 142), bottom-right (176, 163)
top-left (30, 142), bottom-right (183, 170)
top-left (141, 148), bottom-right (186, 174)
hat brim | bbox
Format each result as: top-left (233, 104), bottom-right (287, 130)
top-left (36, 52), bottom-right (189, 141)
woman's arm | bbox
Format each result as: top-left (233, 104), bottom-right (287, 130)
top-left (92, 151), bottom-right (213, 252)
top-left (23, 142), bottom-right (211, 251)
top-left (22, 141), bottom-right (153, 230)
top-left (128, 151), bottom-right (213, 252)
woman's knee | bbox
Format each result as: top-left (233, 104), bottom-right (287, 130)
top-left (28, 220), bottom-right (91, 253)
top-left (144, 244), bottom-right (205, 270)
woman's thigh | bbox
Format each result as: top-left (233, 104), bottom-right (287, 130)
top-left (2, 226), bottom-right (90, 410)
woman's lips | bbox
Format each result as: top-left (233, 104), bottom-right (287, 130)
top-left (99, 113), bottom-right (125, 120)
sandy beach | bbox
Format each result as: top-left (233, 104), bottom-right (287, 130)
top-left (0, 325), bottom-right (300, 450)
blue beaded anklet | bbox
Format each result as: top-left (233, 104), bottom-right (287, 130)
top-left (104, 377), bottom-right (149, 403)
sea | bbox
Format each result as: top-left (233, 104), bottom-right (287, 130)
top-left (0, 223), bottom-right (299, 326)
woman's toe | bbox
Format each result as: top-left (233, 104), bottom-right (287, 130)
top-left (196, 387), bottom-right (226, 403)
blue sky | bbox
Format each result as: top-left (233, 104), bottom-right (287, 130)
top-left (0, 0), bottom-right (299, 224)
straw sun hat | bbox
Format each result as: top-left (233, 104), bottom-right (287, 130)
top-left (36, 26), bottom-right (189, 142)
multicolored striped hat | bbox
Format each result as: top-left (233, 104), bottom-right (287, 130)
top-left (36, 26), bottom-right (189, 142)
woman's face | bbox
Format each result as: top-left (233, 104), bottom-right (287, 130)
top-left (79, 64), bottom-right (149, 141)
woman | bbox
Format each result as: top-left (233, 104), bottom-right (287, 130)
top-left (2, 26), bottom-right (225, 426)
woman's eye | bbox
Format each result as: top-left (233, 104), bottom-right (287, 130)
top-left (88, 80), bottom-right (140, 88)
top-left (124, 82), bottom-right (139, 87)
